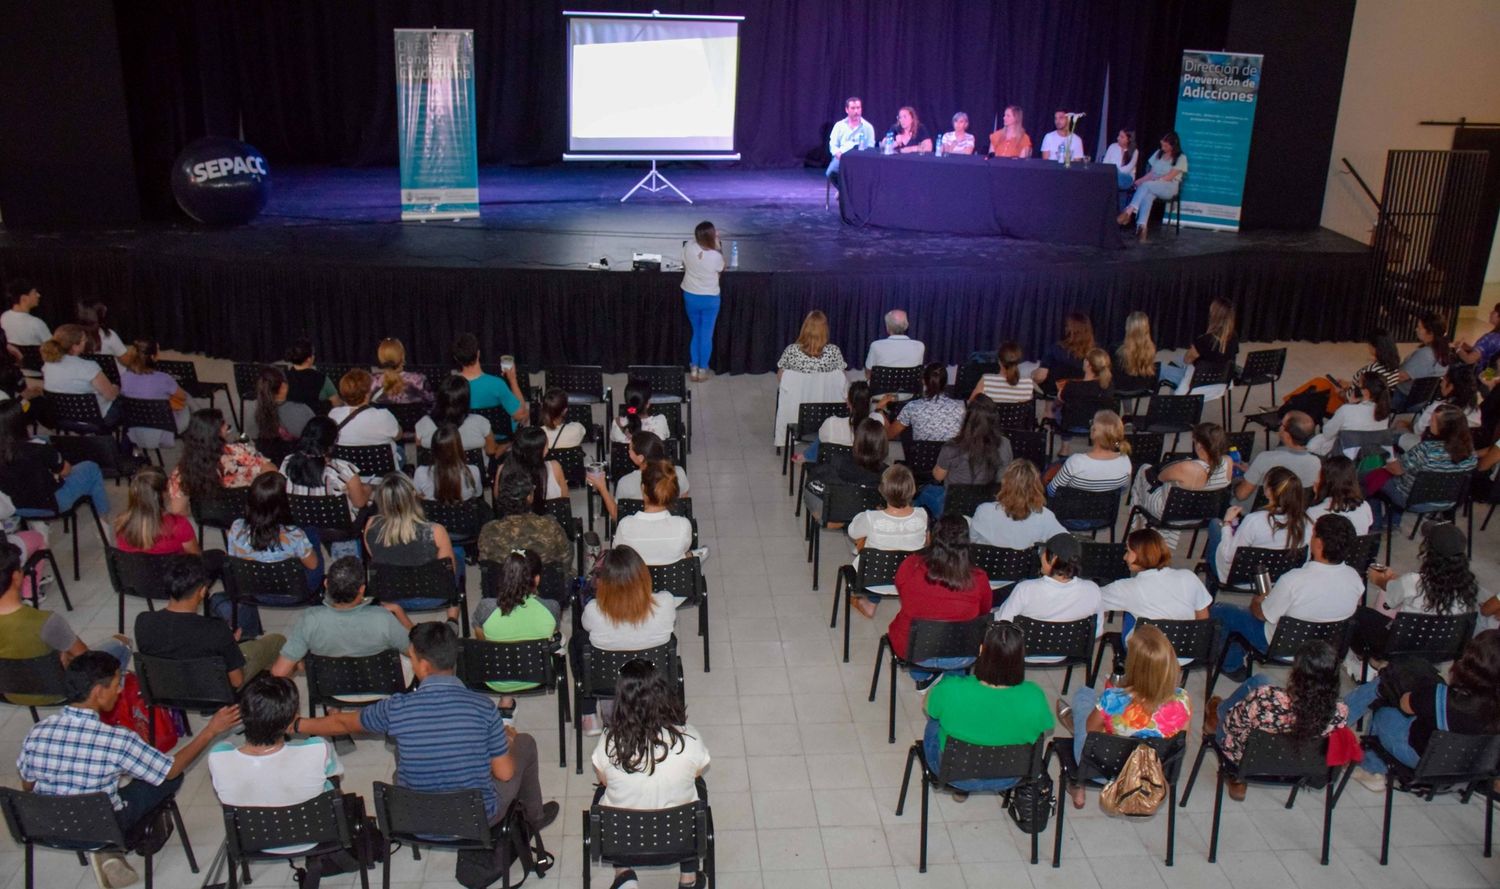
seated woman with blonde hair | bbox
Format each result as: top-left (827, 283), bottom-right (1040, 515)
top-left (369, 337), bottom-right (431, 405)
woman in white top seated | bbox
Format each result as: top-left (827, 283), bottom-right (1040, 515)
top-left (613, 460), bottom-right (694, 567)
top-left (592, 659), bottom-right (710, 889)
top-left (1102, 128), bottom-right (1139, 209)
top-left (1306, 455), bottom-right (1373, 535)
top-left (413, 423), bottom-right (484, 503)
top-left (970, 459), bottom-right (1066, 549)
top-left (538, 386), bottom-right (587, 450)
top-left (40, 324), bottom-right (118, 417)
top-left (1130, 422), bottom-right (1232, 550)
top-left (326, 368), bottom-right (401, 471)
top-left (414, 375), bottom-right (498, 456)
top-left (280, 417), bottom-right (371, 553)
top-left (972, 341), bottom-right (1038, 405)
top-left (846, 465), bottom-right (929, 618)
top-left (1101, 529), bottom-right (1211, 653)
top-left (1399, 363), bottom-right (1481, 452)
top-left (502, 425), bottom-right (567, 509)
top-left (1354, 522), bottom-right (1484, 663)
top-left (1046, 409), bottom-right (1133, 497)
top-left (576, 546), bottom-right (679, 734)
top-left (795, 380), bottom-right (882, 463)
top-left (1206, 466), bottom-right (1311, 587)
top-left (613, 432), bottom-right (689, 503)
top-left (75, 299), bottom-right (127, 357)
top-left (939, 111), bottom-right (976, 155)
top-left (611, 377), bottom-right (672, 444)
top-left (1307, 371), bottom-right (1391, 456)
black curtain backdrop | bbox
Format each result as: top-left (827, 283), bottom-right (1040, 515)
top-left (117, 0), bottom-right (1235, 218)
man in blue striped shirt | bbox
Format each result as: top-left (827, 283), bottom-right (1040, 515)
top-left (296, 621), bottom-right (555, 829)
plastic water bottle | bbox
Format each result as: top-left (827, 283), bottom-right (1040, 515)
top-left (935, 135), bottom-right (943, 157)
top-left (730, 241), bottom-right (739, 268)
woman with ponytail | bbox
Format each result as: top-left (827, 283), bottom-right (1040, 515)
top-left (610, 376), bottom-right (669, 444)
top-left (1206, 466), bottom-right (1310, 586)
top-left (794, 379), bottom-right (884, 464)
top-left (368, 337), bottom-right (431, 405)
top-left (888, 362), bottom-right (964, 442)
top-left (40, 324), bottom-right (118, 416)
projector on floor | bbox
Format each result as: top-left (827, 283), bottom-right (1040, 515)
top-left (631, 252), bottom-right (662, 271)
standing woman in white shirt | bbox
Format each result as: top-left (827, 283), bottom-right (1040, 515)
top-left (1102, 129), bottom-right (1138, 211)
top-left (40, 324), bottom-right (119, 417)
top-left (682, 221), bottom-right (725, 382)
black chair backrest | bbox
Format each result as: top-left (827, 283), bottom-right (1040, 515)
top-left (817, 482), bottom-right (883, 525)
top-left (1135, 617), bottom-right (1216, 665)
top-left (616, 497), bottom-right (694, 522)
top-left (794, 401), bottom-right (847, 439)
top-left (1057, 391), bottom-right (1116, 432)
top-left (1385, 611), bottom-right (1476, 663)
top-left (626, 365), bottom-right (688, 400)
top-left (1143, 395), bottom-right (1204, 430)
top-left (1409, 732), bottom-right (1500, 786)
top-left (1405, 470), bottom-right (1471, 511)
top-left (458, 637), bottom-right (560, 691)
top-left (1347, 532), bottom-right (1382, 576)
top-left (547, 366), bottom-right (605, 401)
top-left (817, 443), bottom-right (853, 466)
top-left (1264, 617), bottom-right (1350, 661)
top-left (647, 556), bottom-right (703, 602)
top-left (1222, 545), bottom-right (1308, 588)
top-left (1236, 731), bottom-right (1331, 786)
top-left (0, 653), bottom-right (67, 701)
top-left (222, 790), bottom-right (350, 859)
top-left (154, 358), bottom-right (201, 386)
top-left (1238, 348), bottom-right (1286, 383)
top-left (225, 556), bottom-right (315, 605)
top-left (942, 483), bottom-right (1000, 519)
top-left (1125, 432), bottom-right (1164, 472)
top-left (652, 402), bottom-right (685, 440)
top-left (869, 365), bottom-right (922, 398)
top-left (1047, 488), bottom-right (1121, 527)
top-left (44, 391), bottom-right (108, 432)
top-left (953, 362), bottom-right (999, 399)
top-left (332, 444), bottom-right (397, 477)
top-left (1015, 615), bottom-right (1096, 661)
top-left (232, 362), bottom-right (269, 400)
top-left (473, 405), bottom-right (514, 443)
top-left (580, 638), bottom-right (678, 698)
top-left (549, 446), bottom-right (587, 487)
top-left (970, 544), bottom-right (1040, 583)
top-left (1337, 427), bottom-right (1400, 454)
top-left (305, 651), bottom-right (406, 706)
top-left (373, 782), bottom-right (492, 851)
top-left (106, 548), bottom-right (189, 603)
top-left (289, 493), bottom-right (357, 533)
top-left (589, 799), bottom-right (706, 867)
top-left (539, 498), bottom-right (579, 540)
top-left (853, 548), bottom-right (909, 591)
top-left (1076, 732), bottom-right (1188, 784)
top-left (906, 615), bottom-right (991, 664)
top-left (1004, 429), bottom-right (1049, 472)
top-left (118, 396), bottom-right (177, 435)
top-left (937, 737), bottom-right (1046, 785)
top-left (383, 402), bottom-right (427, 434)
top-left (136, 653), bottom-right (236, 711)
top-left (1157, 486), bottom-right (1229, 526)
top-left (1226, 430), bottom-right (1257, 463)
top-left (1079, 541), bottom-right (1130, 585)
top-left (1186, 363), bottom-right (1231, 389)
top-left (994, 399), bottom-right (1037, 431)
top-left (15, 345), bottom-right (42, 372)
top-left (366, 558), bottom-right (458, 607)
top-left (420, 497), bottom-right (488, 541)
top-left (900, 439), bottom-right (946, 480)
top-left (0, 788), bottom-right (127, 852)
top-left (1403, 376), bottom-right (1442, 412)
top-left (192, 486), bottom-right (250, 530)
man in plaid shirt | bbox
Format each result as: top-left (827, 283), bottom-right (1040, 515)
top-left (16, 651), bottom-right (239, 888)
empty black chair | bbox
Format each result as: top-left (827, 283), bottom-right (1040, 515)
top-left (1234, 348), bottom-right (1287, 411)
top-left (548, 365), bottom-right (610, 406)
top-left (155, 358), bottom-right (233, 418)
top-left (1049, 733), bottom-right (1187, 867)
top-left (898, 439), bottom-right (946, 486)
top-left (220, 790), bottom-right (368, 889)
top-left (1180, 363), bottom-right (1232, 427)
top-left (16, 488), bottom-right (110, 582)
top-left (373, 782), bottom-right (549, 889)
top-left (231, 362), bottom-right (269, 428)
top-left (994, 399), bottom-right (1037, 431)
top-left (582, 780), bottom-right (713, 889)
top-left (367, 558), bottom-right (465, 634)
top-left (1078, 541), bottom-right (1130, 586)
top-left (1014, 615), bottom-right (1097, 695)
top-left (1379, 470), bottom-right (1472, 562)
top-left (941, 483), bottom-right (999, 519)
top-left (869, 615), bottom-right (990, 743)
top-left (832, 548), bottom-right (909, 662)
top-left (1136, 394), bottom-right (1204, 451)
top-left (1047, 487), bottom-right (1122, 540)
top-left (459, 636), bottom-right (570, 767)
top-left (895, 736), bottom-right (1049, 868)
top-left (1351, 611), bottom-right (1476, 683)
top-left (869, 365), bottom-right (922, 401)
top-left (802, 481), bottom-right (882, 590)
top-left (223, 557), bottom-right (320, 632)
top-left (332, 444), bottom-right (398, 478)
top-left (304, 650), bottom-right (407, 715)
top-left (1183, 731), bottom-right (1338, 865)
top-left (1094, 617), bottom-right (1217, 684)
top-left (192, 486), bottom-right (249, 548)
top-left (136, 654), bottom-right (236, 746)
top-left (1207, 544), bottom-right (1308, 596)
top-left (0, 653), bottom-right (68, 722)
top-left (648, 557), bottom-right (710, 672)
top-left (1128, 486), bottom-right (1229, 559)
top-left (104, 548), bottom-right (191, 633)
top-left (573, 638), bottom-right (683, 773)
top-left (781, 401), bottom-right (846, 475)
top-left (0, 788), bottom-right (198, 889)
top-left (1208, 616), bottom-right (1351, 701)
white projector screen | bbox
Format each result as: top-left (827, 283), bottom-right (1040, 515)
top-left (566, 13), bottom-right (740, 154)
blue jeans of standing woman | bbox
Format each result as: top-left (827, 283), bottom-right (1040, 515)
top-left (922, 719), bottom-right (1018, 792)
top-left (1344, 680), bottom-right (1422, 774)
top-left (683, 292), bottom-right (721, 370)
top-left (16, 461), bottom-right (110, 518)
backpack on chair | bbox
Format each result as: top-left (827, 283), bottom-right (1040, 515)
top-left (1098, 743), bottom-right (1168, 816)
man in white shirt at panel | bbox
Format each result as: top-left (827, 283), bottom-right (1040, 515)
top-left (826, 96), bottom-right (876, 195)
top-left (864, 309), bottom-right (925, 378)
top-left (1039, 110), bottom-right (1085, 161)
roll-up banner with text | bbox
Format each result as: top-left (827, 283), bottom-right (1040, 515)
top-left (1173, 50), bottom-right (1262, 231)
top-left (396, 29), bottom-right (479, 221)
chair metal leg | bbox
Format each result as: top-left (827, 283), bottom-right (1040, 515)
top-left (895, 744), bottom-right (918, 815)
top-left (1165, 780), bottom-right (1177, 866)
top-left (1483, 781), bottom-right (1493, 857)
top-left (1179, 737), bottom-right (1212, 806)
top-left (1379, 780), bottom-right (1395, 865)
top-left (917, 773), bottom-right (930, 873)
top-left (1208, 771), bottom-right (1225, 862)
top-left (557, 679), bottom-right (568, 769)
top-left (169, 800), bottom-right (197, 872)
top-left (830, 570), bottom-right (844, 629)
top-left (887, 654), bottom-right (898, 743)
top-left (811, 524), bottom-right (822, 591)
top-left (868, 636), bottom-right (888, 702)
top-left (1061, 664), bottom-right (1073, 696)
top-left (574, 690), bottom-right (585, 775)
top-left (1051, 773), bottom-right (1066, 867)
top-left (1321, 777), bottom-right (1335, 866)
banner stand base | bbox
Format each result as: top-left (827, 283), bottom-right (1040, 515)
top-left (621, 160), bottom-right (692, 204)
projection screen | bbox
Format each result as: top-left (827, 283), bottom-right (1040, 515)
top-left (564, 11), bottom-right (742, 156)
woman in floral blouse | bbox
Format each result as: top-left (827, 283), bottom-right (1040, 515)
top-left (168, 408), bottom-right (276, 516)
top-left (1208, 640), bottom-right (1346, 800)
top-left (1065, 624), bottom-right (1191, 808)
top-left (776, 311), bottom-right (846, 377)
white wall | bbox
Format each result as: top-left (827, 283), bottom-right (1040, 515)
top-left (1322, 0), bottom-right (1500, 283)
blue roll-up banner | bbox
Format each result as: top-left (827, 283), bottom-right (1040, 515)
top-left (1173, 50), bottom-right (1262, 232)
top-left (396, 29), bottom-right (479, 221)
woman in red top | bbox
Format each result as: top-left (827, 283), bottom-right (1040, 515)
top-left (115, 465), bottom-right (225, 578)
top-left (888, 515), bottom-right (992, 687)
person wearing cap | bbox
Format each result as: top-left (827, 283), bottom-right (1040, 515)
top-left (1352, 523), bottom-right (1485, 665)
top-left (992, 532), bottom-right (1105, 664)
top-left (1209, 514), bottom-right (1364, 680)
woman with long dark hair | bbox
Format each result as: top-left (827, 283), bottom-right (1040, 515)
top-left (1103, 128), bottom-right (1138, 210)
top-left (593, 659), bottom-right (710, 889)
top-left (1209, 640), bottom-right (1346, 799)
top-left (537, 386), bottom-right (586, 450)
top-left (280, 416), bottom-right (371, 534)
top-left (74, 299), bottom-right (124, 356)
top-left (890, 105), bottom-right (932, 154)
top-left (1118, 131), bottom-right (1187, 240)
top-left (168, 408), bottom-right (274, 516)
top-left (474, 549), bottom-right (560, 698)
top-left (888, 516), bottom-right (991, 686)
top-left (499, 425), bottom-right (567, 515)
top-left (1354, 522), bottom-right (1479, 662)
top-left (611, 431), bottom-right (690, 503)
top-left (414, 374), bottom-right (498, 456)
top-left (803, 417), bottom-right (888, 525)
top-left (886, 363), bottom-right (963, 442)
top-left (1307, 371), bottom-right (1391, 456)
top-left (1306, 455), bottom-right (1373, 534)
top-left (682, 220), bottom-right (725, 381)
top-left (914, 395), bottom-right (1013, 517)
top-left (228, 471), bottom-right (323, 588)
top-left (414, 423), bottom-right (483, 504)
top-left (252, 366), bottom-right (313, 465)
top-left (612, 376), bottom-right (670, 444)
top-left (1207, 466), bottom-right (1311, 585)
top-left (1130, 422), bottom-right (1232, 550)
top-left (1283, 329), bottom-right (1403, 422)
top-left (795, 379), bottom-right (882, 464)
top-left (1400, 363), bottom-right (1479, 451)
top-left (1393, 311), bottom-right (1452, 411)
top-left (1370, 404), bottom-right (1476, 524)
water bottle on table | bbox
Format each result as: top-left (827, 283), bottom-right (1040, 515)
top-left (730, 241), bottom-right (739, 268)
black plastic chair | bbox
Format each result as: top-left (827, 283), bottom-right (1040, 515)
top-left (373, 782), bottom-right (547, 889)
top-left (1181, 363), bottom-right (1232, 428)
top-left (1400, 375), bottom-right (1443, 420)
top-left (18, 491), bottom-right (109, 582)
top-left (304, 650), bottom-right (407, 715)
top-left (230, 362), bottom-right (270, 428)
top-left (136, 653), bottom-right (236, 746)
top-left (15, 345), bottom-right (41, 372)
top-left (421, 498), bottom-right (488, 561)
top-left (1094, 617), bottom-right (1217, 685)
top-left (1347, 531), bottom-right (1382, 586)
top-left (627, 364), bottom-right (692, 448)
top-left (0, 653), bottom-right (68, 722)
top-left (1047, 487), bottom-right (1122, 541)
top-left (1380, 470), bottom-right (1472, 563)
top-left (895, 736), bottom-right (1049, 868)
top-left (969, 544), bottom-right (1040, 607)
top-left (1334, 730), bottom-right (1500, 865)
top-left (1014, 615), bottom-right (1097, 695)
top-left (869, 615), bottom-right (990, 743)
top-left (781, 401), bottom-right (846, 475)
top-left (1235, 348), bottom-right (1287, 412)
top-left (459, 636), bottom-right (570, 768)
top-left (582, 781), bottom-right (713, 889)
top-left (793, 441), bottom-right (849, 505)
top-left (221, 790), bottom-right (368, 889)
top-left (0, 788), bottom-right (197, 889)
top-left (953, 361), bottom-right (999, 399)
top-left (81, 354), bottom-right (120, 387)
top-left (1207, 544), bottom-right (1308, 596)
top-left (1049, 733), bottom-right (1187, 867)
top-left (1078, 541), bottom-right (1130, 586)
top-left (648, 556), bottom-right (710, 672)
top-left (288, 493), bottom-right (361, 554)
top-left (869, 365), bottom-right (922, 400)
top-left (898, 439), bottom-right (946, 486)
top-left (1006, 428), bottom-right (1050, 473)
top-left (832, 548), bottom-right (909, 662)
top-left (574, 638), bottom-right (683, 773)
top-left (941, 483), bottom-right (999, 519)
top-left (474, 404), bottom-right (515, 444)
top-left (994, 399), bottom-right (1037, 431)
top-left (332, 444), bottom-right (398, 478)
top-left (223, 556), bottom-right (320, 632)
top-left (1182, 732), bottom-right (1337, 865)
top-left (41, 391), bottom-right (111, 435)
top-left (1208, 616), bottom-right (1351, 701)
top-left (548, 365), bottom-right (611, 406)
top-left (548, 445), bottom-right (588, 490)
top-left (1136, 394), bottom-right (1204, 451)
top-left (192, 486), bottom-right (249, 548)
top-left (1128, 486), bottom-right (1229, 559)
top-left (155, 358), bottom-right (233, 418)
top-left (367, 557), bottom-right (466, 634)
top-left (802, 481), bottom-right (883, 590)
top-left (1123, 431), bottom-right (1165, 504)
top-left (382, 401), bottom-right (428, 436)
top-left (116, 397), bottom-right (178, 464)
top-left (1352, 611), bottom-right (1476, 684)
top-left (104, 548), bottom-right (192, 633)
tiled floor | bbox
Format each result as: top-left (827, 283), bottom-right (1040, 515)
top-left (1, 337), bottom-right (1497, 889)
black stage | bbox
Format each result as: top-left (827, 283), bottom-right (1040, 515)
top-left (0, 166), bottom-right (1370, 375)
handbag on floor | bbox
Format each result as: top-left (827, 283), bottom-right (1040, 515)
top-left (1006, 776), bottom-right (1055, 833)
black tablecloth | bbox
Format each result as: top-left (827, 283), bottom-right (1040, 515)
top-left (838, 151), bottom-right (1123, 249)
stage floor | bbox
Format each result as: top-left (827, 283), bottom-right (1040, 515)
top-left (0, 166), bottom-right (1367, 274)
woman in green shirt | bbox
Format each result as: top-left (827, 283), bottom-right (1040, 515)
top-left (474, 549), bottom-right (560, 698)
top-left (923, 620), bottom-right (1054, 800)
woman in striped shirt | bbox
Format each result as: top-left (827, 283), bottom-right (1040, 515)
top-left (1046, 410), bottom-right (1133, 496)
top-left (971, 342), bottom-right (1037, 404)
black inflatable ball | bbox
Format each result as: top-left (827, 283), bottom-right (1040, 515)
top-left (170, 138), bottom-right (271, 225)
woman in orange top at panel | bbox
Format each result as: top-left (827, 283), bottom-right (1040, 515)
top-left (989, 105), bottom-right (1033, 159)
